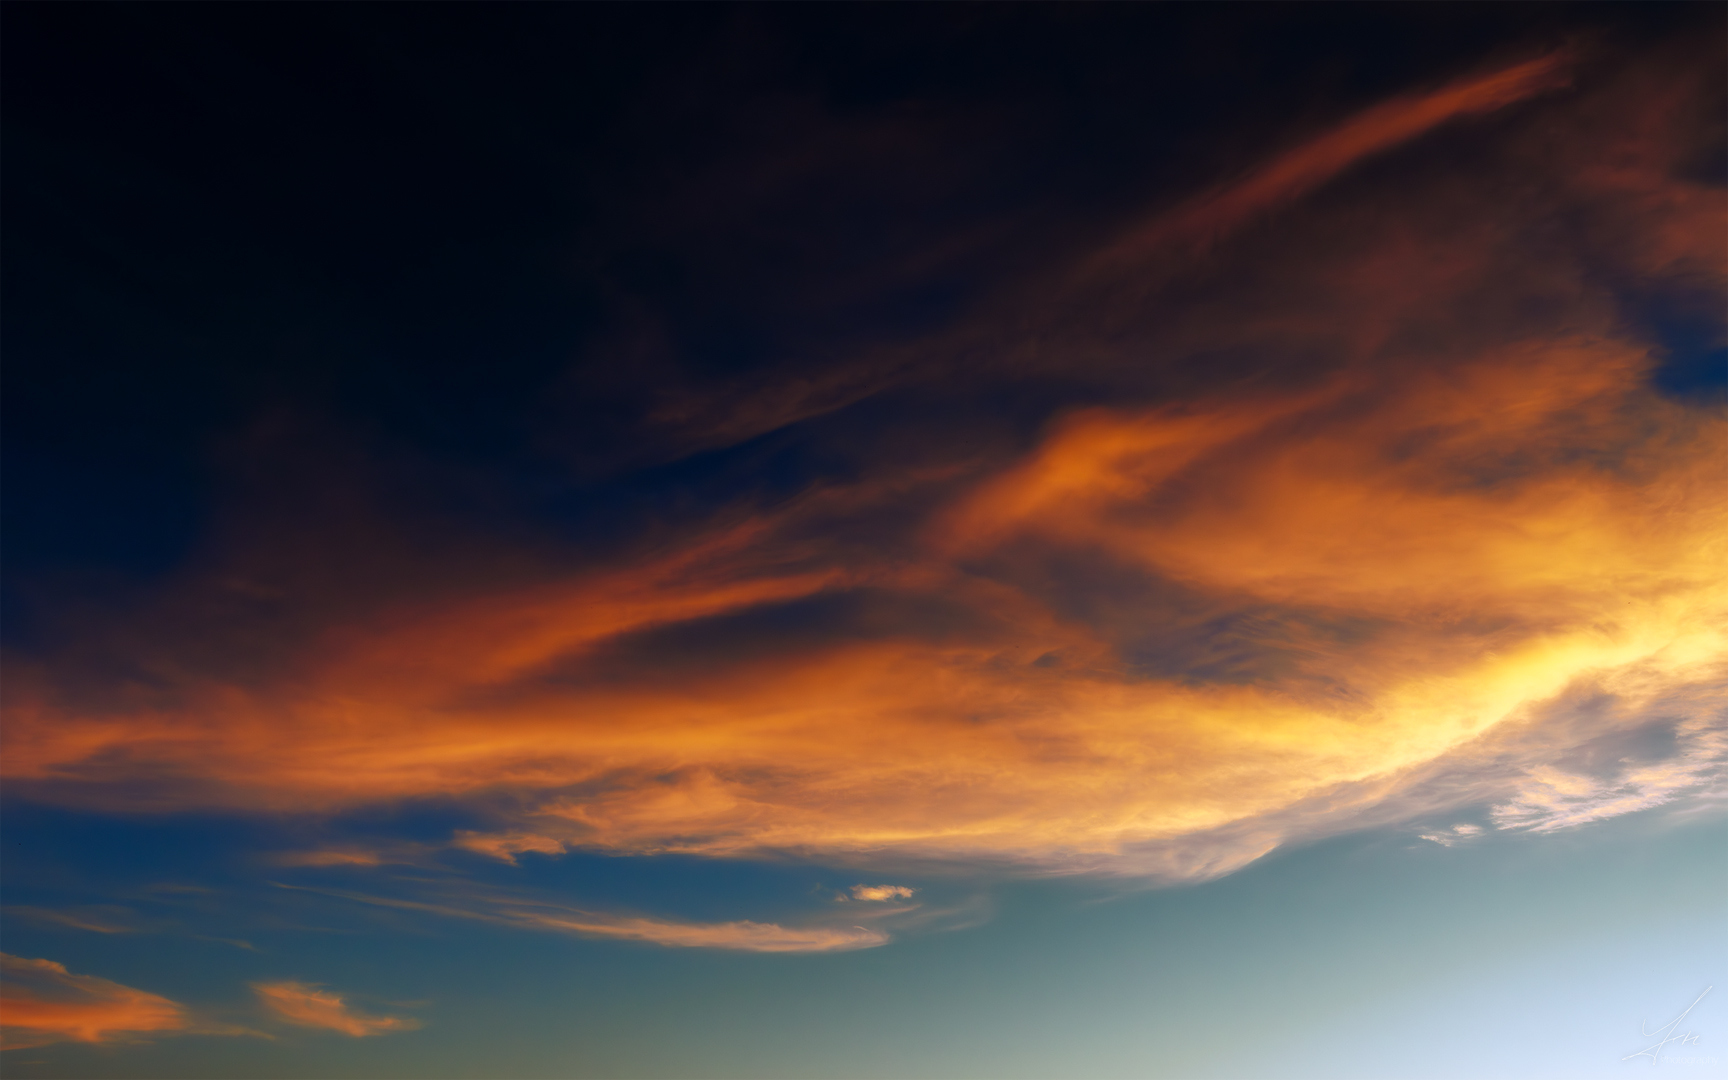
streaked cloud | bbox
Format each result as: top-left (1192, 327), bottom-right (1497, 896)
top-left (506, 912), bottom-right (887, 952)
top-left (0, 953), bottom-right (243, 1050)
top-left (2, 906), bottom-right (138, 935)
top-left (252, 981), bottom-right (420, 1037)
top-left (1081, 49), bottom-right (1576, 271)
top-left (1418, 824), bottom-right (1483, 848)
top-left (11, 332), bottom-right (1714, 879)
top-left (268, 849), bottom-right (387, 869)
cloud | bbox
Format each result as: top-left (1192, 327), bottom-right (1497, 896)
top-left (503, 912), bottom-right (887, 952)
top-left (2, 38), bottom-right (1722, 891)
top-left (1419, 824), bottom-right (1483, 847)
top-left (2, 906), bottom-right (137, 934)
top-left (252, 982), bottom-right (420, 1037)
top-left (451, 831), bottom-right (566, 864)
top-left (1081, 49), bottom-right (1577, 272)
top-left (271, 881), bottom-right (893, 953)
top-left (0, 954), bottom-right (232, 1050)
top-left (264, 842), bottom-right (451, 870)
top-left (14, 332), bottom-right (1714, 879)
top-left (6, 362), bottom-right (1720, 877)
top-left (845, 885), bottom-right (916, 901)
top-left (269, 849), bottom-right (386, 868)
top-left (1491, 715), bottom-right (1727, 834)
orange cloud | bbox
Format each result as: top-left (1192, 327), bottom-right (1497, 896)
top-left (1, 954), bottom-right (189, 1050)
top-left (1083, 49), bottom-right (1576, 271)
top-left (3, 342), bottom-right (1720, 878)
top-left (451, 831), bottom-right (567, 863)
top-left (252, 982), bottom-right (419, 1038)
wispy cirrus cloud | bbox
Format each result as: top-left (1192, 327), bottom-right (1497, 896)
top-left (1080, 49), bottom-right (1577, 271)
top-left (844, 885), bottom-right (916, 901)
top-left (1418, 824), bottom-right (1484, 847)
top-left (252, 981), bottom-right (419, 1037)
top-left (269, 880), bottom-right (897, 953)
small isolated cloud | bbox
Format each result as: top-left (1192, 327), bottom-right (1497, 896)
top-left (0, 953), bottom-right (232, 1050)
top-left (269, 849), bottom-right (384, 868)
top-left (842, 884), bottom-right (916, 901)
top-left (451, 831), bottom-right (566, 864)
top-left (1419, 823), bottom-right (1484, 847)
top-left (252, 982), bottom-right (420, 1037)
top-left (267, 843), bottom-right (441, 870)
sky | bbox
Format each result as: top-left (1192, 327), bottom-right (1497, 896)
top-left (1, 4), bottom-right (1724, 1078)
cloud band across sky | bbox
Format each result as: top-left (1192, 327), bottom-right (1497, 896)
top-left (5, 340), bottom-right (1720, 879)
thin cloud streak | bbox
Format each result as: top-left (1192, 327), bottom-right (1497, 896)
top-left (2, 907), bottom-right (137, 935)
top-left (1080, 49), bottom-right (1577, 273)
top-left (252, 982), bottom-right (419, 1037)
top-left (270, 881), bottom-right (893, 953)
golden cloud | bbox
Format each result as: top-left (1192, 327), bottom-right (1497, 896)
top-left (252, 982), bottom-right (419, 1038)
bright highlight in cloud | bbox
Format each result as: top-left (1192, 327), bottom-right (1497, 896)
top-left (845, 885), bottom-right (916, 901)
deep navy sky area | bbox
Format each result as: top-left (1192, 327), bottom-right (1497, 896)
top-left (6, 2), bottom-right (1712, 592)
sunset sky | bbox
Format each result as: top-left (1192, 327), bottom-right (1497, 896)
top-left (3, 5), bottom-right (1724, 1078)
